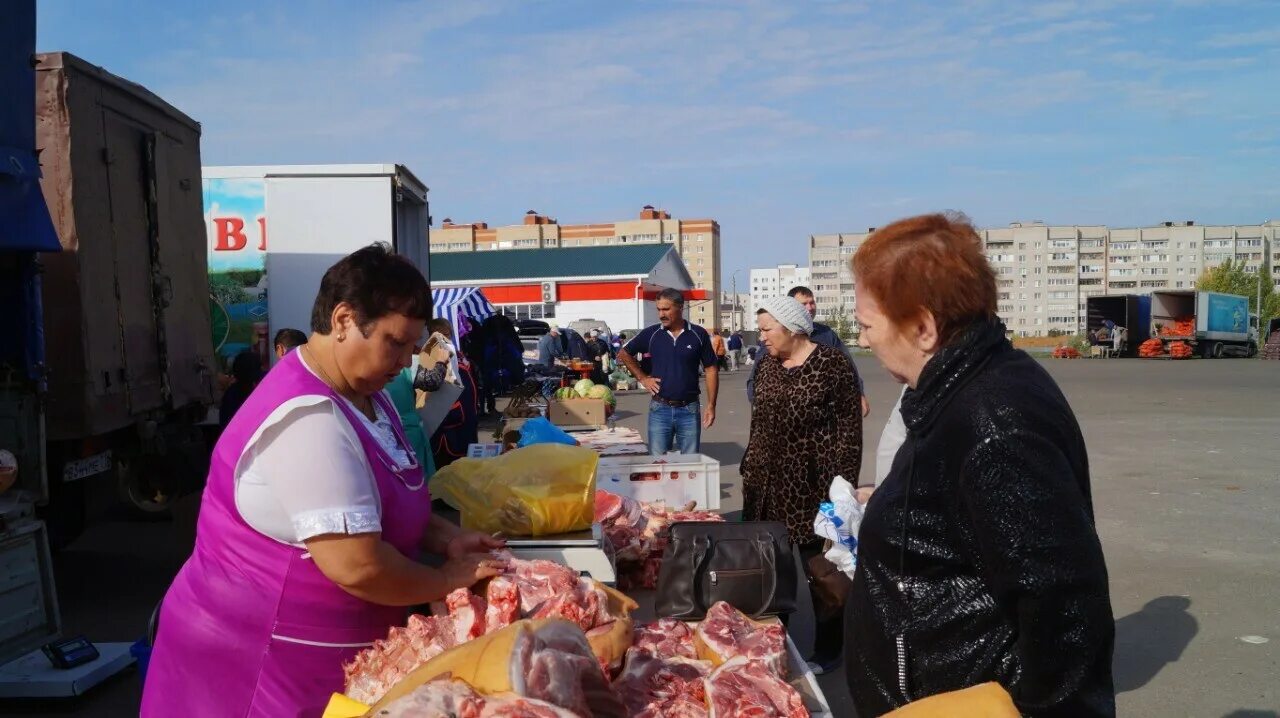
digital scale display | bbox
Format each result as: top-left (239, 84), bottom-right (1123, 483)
top-left (42, 636), bottom-right (100, 670)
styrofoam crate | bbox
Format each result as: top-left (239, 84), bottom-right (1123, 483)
top-left (595, 453), bottom-right (721, 512)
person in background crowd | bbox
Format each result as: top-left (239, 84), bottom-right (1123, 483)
top-left (536, 322), bottom-right (566, 368)
top-left (431, 319), bottom-right (479, 469)
top-left (740, 295), bottom-right (862, 676)
top-left (143, 244), bottom-right (505, 717)
top-left (586, 329), bottom-right (611, 385)
top-left (845, 213), bottom-right (1114, 717)
top-left (747, 285), bottom-right (870, 419)
top-left (746, 344), bottom-right (758, 365)
top-left (617, 289), bottom-right (718, 455)
top-left (274, 328), bottom-right (308, 359)
top-left (726, 330), bottom-right (743, 372)
top-left (218, 350), bottom-right (263, 436)
top-left (612, 332), bottom-right (626, 356)
top-left (385, 318), bottom-right (453, 472)
top-left (710, 329), bottom-right (727, 370)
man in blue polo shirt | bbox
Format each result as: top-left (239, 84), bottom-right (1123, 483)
top-left (617, 288), bottom-right (719, 455)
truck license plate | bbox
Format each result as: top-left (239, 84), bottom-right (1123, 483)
top-left (62, 451), bottom-right (113, 482)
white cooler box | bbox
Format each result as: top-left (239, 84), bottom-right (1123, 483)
top-left (595, 454), bottom-right (721, 512)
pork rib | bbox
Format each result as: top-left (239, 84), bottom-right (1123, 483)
top-left (343, 614), bottom-right (458, 705)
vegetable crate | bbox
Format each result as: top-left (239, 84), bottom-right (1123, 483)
top-left (595, 454), bottom-right (721, 512)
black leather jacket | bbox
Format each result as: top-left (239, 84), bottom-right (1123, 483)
top-left (845, 318), bottom-right (1115, 717)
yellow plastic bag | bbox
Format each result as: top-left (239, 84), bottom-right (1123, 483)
top-left (431, 444), bottom-right (598, 536)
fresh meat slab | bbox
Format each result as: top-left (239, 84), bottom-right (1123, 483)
top-left (343, 614), bottom-right (458, 704)
top-left (632, 618), bottom-right (697, 659)
top-left (447, 587), bottom-right (489, 642)
top-left (486, 576), bottom-right (520, 632)
top-left (494, 552), bottom-right (581, 615)
top-left (704, 656), bottom-right (807, 718)
top-left (510, 620), bottom-right (626, 717)
top-left (612, 647), bottom-right (711, 717)
top-left (375, 678), bottom-right (581, 718)
top-left (694, 602), bottom-right (787, 678)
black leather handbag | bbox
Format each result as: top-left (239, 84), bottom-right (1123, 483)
top-left (654, 521), bottom-right (799, 620)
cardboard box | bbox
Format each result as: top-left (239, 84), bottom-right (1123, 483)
top-left (548, 398), bottom-right (606, 429)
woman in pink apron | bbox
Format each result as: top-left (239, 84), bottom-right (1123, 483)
top-left (142, 245), bottom-right (505, 717)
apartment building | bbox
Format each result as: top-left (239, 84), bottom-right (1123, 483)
top-left (810, 220), bottom-right (1279, 337)
top-left (747, 264), bottom-right (811, 320)
top-left (807, 233), bottom-right (866, 324)
top-left (432, 206), bottom-right (723, 330)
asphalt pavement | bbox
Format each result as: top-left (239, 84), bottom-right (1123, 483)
top-left (5, 356), bottom-right (1278, 716)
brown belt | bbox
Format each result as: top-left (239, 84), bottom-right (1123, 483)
top-left (652, 396), bottom-right (696, 407)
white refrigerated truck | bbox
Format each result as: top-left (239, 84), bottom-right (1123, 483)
top-left (203, 164), bottom-right (430, 368)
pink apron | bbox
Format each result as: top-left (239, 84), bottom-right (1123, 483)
top-left (141, 351), bottom-right (432, 717)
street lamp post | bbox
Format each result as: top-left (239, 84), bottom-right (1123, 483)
top-left (730, 270), bottom-right (743, 332)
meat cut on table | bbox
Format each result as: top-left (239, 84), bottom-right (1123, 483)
top-left (510, 620), bottom-right (627, 717)
top-left (377, 677), bottom-right (580, 718)
top-left (694, 601), bottom-right (788, 678)
top-left (342, 613), bottom-right (459, 705)
top-left (612, 647), bottom-right (712, 717)
top-left (704, 656), bottom-right (807, 718)
top-left (632, 618), bottom-right (697, 660)
top-left (344, 554), bottom-right (626, 707)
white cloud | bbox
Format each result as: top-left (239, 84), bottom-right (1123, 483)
top-left (1201, 29), bottom-right (1278, 48)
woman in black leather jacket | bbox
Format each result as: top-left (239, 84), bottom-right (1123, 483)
top-left (844, 213), bottom-right (1115, 717)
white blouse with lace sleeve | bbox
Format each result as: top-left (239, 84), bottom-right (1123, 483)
top-left (232, 354), bottom-right (414, 546)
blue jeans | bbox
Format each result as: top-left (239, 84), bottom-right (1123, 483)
top-left (648, 400), bottom-right (701, 455)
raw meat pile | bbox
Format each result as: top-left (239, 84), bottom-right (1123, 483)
top-left (344, 552), bottom-right (620, 705)
top-left (612, 604), bottom-right (803, 718)
top-left (594, 490), bottom-right (723, 591)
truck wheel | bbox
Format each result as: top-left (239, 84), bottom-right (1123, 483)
top-left (1212, 342), bottom-right (1224, 358)
top-left (116, 456), bottom-right (175, 521)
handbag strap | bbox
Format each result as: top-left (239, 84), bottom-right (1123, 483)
top-left (753, 533), bottom-right (779, 618)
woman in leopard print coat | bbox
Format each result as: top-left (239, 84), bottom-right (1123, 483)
top-left (741, 300), bottom-right (863, 672)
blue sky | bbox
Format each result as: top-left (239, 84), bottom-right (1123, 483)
top-left (37, 0), bottom-right (1280, 286)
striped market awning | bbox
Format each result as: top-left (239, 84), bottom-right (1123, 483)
top-left (431, 286), bottom-right (496, 338)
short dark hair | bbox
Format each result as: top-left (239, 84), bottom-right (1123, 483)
top-left (310, 243), bottom-right (430, 334)
top-left (788, 285), bottom-right (814, 299)
top-left (656, 288), bottom-right (685, 307)
top-left (428, 318), bottom-right (453, 338)
top-left (273, 328), bottom-right (307, 351)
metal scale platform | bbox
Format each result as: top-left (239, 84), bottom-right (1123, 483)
top-left (505, 523), bottom-right (617, 585)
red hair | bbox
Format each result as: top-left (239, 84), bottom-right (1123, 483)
top-left (852, 213), bottom-right (996, 347)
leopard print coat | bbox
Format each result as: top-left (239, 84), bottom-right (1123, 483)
top-left (740, 343), bottom-right (863, 543)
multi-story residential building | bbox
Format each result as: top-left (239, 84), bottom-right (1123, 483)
top-left (431, 206), bottom-right (723, 330)
top-left (807, 233), bottom-right (867, 324)
top-left (810, 220), bottom-right (1279, 337)
top-left (747, 264), bottom-right (810, 320)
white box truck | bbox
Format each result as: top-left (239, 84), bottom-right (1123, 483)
top-left (203, 164), bottom-right (430, 368)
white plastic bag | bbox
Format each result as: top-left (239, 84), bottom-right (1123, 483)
top-left (813, 475), bottom-right (864, 578)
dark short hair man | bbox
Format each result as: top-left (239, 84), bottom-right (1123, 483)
top-left (273, 328), bottom-right (308, 359)
top-left (747, 285), bottom-right (870, 418)
top-left (617, 288), bottom-right (718, 455)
